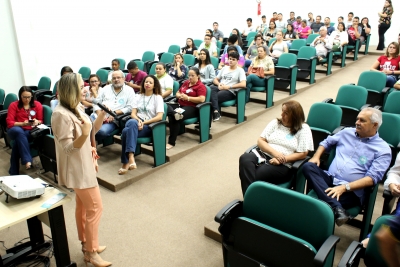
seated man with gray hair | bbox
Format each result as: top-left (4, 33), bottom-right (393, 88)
top-left (302, 108), bottom-right (391, 226)
top-left (310, 26), bottom-right (333, 61)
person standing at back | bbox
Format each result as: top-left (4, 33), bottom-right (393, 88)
top-left (377, 0), bottom-right (394, 50)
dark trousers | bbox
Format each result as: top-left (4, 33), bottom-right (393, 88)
top-left (377, 23), bottom-right (391, 50)
top-left (302, 162), bottom-right (361, 209)
top-left (210, 85), bottom-right (236, 112)
top-left (167, 105), bottom-right (198, 146)
top-left (239, 153), bottom-right (291, 196)
top-left (8, 126), bottom-right (33, 175)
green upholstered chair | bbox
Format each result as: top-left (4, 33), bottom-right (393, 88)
top-left (2, 93), bottom-right (18, 111)
top-left (268, 37), bottom-right (276, 47)
top-left (178, 86), bottom-right (211, 143)
top-left (361, 34), bottom-right (371, 55)
top-left (215, 181), bottom-right (339, 267)
top-left (78, 66), bottom-right (91, 80)
top-left (289, 39), bottom-right (307, 55)
top-left (248, 75), bottom-right (275, 108)
top-left (338, 215), bottom-right (395, 267)
top-left (379, 91), bottom-right (400, 115)
top-left (274, 53), bottom-right (298, 95)
top-left (28, 76), bottom-right (52, 92)
top-left (316, 50), bottom-right (333, 76)
top-left (323, 85), bottom-right (368, 126)
top-left (148, 64), bottom-right (156, 75)
top-left (0, 88), bottom-right (5, 109)
top-left (332, 45), bottom-right (348, 68)
top-left (183, 54), bottom-right (196, 69)
top-left (96, 69), bottom-right (109, 85)
top-left (210, 56), bottom-right (219, 70)
top-left (116, 58), bottom-right (126, 70)
top-left (132, 51), bottom-right (156, 72)
top-left (296, 46), bottom-right (318, 84)
top-left (193, 39), bottom-right (203, 48)
top-left (354, 71), bottom-right (389, 106)
top-left (306, 34), bottom-right (320, 46)
top-left (345, 39), bottom-right (360, 61)
top-left (43, 105), bottom-right (52, 126)
top-left (0, 93), bottom-right (18, 147)
top-left (219, 87), bottom-right (247, 124)
top-left (134, 60), bottom-right (145, 71)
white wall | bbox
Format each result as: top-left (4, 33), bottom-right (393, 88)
top-left (2, 0), bottom-right (399, 95)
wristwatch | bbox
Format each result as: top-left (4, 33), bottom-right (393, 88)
top-left (345, 183), bottom-right (351, 191)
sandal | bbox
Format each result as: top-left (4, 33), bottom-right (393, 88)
top-left (128, 163), bottom-right (137, 170)
top-left (26, 163), bottom-right (32, 170)
top-left (118, 168), bottom-right (128, 175)
top-left (174, 113), bottom-right (183, 120)
top-left (166, 144), bottom-right (174, 150)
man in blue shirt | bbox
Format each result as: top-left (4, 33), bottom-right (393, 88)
top-left (302, 108), bottom-right (391, 226)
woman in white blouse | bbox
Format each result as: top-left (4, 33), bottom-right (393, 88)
top-left (119, 75), bottom-right (164, 174)
top-left (239, 100), bottom-right (313, 195)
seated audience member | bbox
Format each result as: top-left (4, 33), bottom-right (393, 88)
top-left (168, 53), bottom-right (188, 84)
top-left (359, 17), bottom-right (371, 44)
top-left (263, 21), bottom-right (277, 44)
top-left (194, 49), bottom-right (216, 85)
top-left (232, 28), bottom-right (244, 48)
top-left (182, 38), bottom-right (198, 55)
top-left (118, 75), bottom-right (164, 175)
top-left (347, 17), bottom-right (362, 46)
top-left (107, 59), bottom-right (121, 84)
top-left (287, 11), bottom-right (296, 24)
top-left (242, 18), bottom-right (255, 37)
top-left (219, 46), bottom-right (245, 70)
top-left (310, 15), bottom-right (323, 33)
top-left (370, 42), bottom-right (400, 88)
top-left (298, 20), bottom-right (312, 39)
top-left (239, 100), bottom-right (313, 195)
top-left (166, 67), bottom-right (206, 150)
top-left (337, 16), bottom-right (344, 25)
top-left (212, 22), bottom-right (224, 42)
top-left (292, 16), bottom-right (302, 33)
top-left (324, 17), bottom-right (335, 35)
top-left (245, 34), bottom-right (270, 70)
top-left (205, 29), bottom-right (217, 44)
top-left (256, 15), bottom-right (268, 34)
top-left (196, 34), bottom-right (218, 58)
top-left (93, 70), bottom-right (135, 142)
top-left (345, 12), bottom-right (354, 29)
top-left (82, 74), bottom-right (101, 110)
top-left (395, 79), bottom-right (400, 90)
top-left (222, 34), bottom-right (244, 55)
top-left (270, 31), bottom-right (288, 61)
top-left (302, 108), bottom-right (391, 226)
top-left (50, 66), bottom-right (74, 111)
top-left (210, 51), bottom-right (246, 122)
top-left (245, 46), bottom-right (274, 102)
top-left (275, 13), bottom-right (288, 32)
top-left (270, 12), bottom-right (278, 23)
top-left (330, 22), bottom-right (348, 54)
top-left (283, 24), bottom-right (298, 48)
top-left (155, 63), bottom-right (174, 99)
top-left (310, 26), bottom-right (333, 61)
top-left (125, 61), bottom-right (147, 93)
top-left (307, 12), bottom-right (315, 26)
top-left (6, 86), bottom-right (43, 175)
top-left (376, 215), bottom-right (400, 266)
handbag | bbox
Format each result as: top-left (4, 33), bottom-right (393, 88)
top-left (248, 66), bottom-right (265, 78)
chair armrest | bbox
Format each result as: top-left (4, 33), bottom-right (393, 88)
top-left (337, 241), bottom-right (363, 267)
top-left (310, 56), bottom-right (318, 61)
top-left (0, 104), bottom-right (3, 110)
top-left (132, 58), bottom-right (140, 62)
top-left (148, 120), bottom-right (167, 130)
top-left (322, 98), bottom-right (334, 103)
top-left (383, 189), bottom-right (393, 200)
top-left (115, 113), bottom-right (130, 122)
top-left (264, 75), bottom-right (276, 81)
top-left (121, 115), bottom-right (132, 124)
top-left (382, 87), bottom-right (391, 94)
top-left (196, 102), bottom-right (211, 110)
top-left (333, 126), bottom-right (346, 135)
top-left (101, 67), bottom-right (111, 71)
top-left (292, 156), bottom-right (310, 170)
top-left (245, 144), bottom-right (258, 153)
top-left (215, 199), bottom-right (243, 224)
top-left (289, 64), bottom-right (298, 70)
top-left (314, 235), bottom-right (341, 267)
top-left (348, 83), bottom-right (356, 86)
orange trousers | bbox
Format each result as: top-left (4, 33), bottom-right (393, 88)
top-left (74, 186), bottom-right (103, 252)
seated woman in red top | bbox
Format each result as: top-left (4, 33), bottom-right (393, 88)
top-left (370, 42), bottom-right (400, 87)
top-left (6, 86), bottom-right (43, 174)
top-left (166, 67), bottom-right (206, 149)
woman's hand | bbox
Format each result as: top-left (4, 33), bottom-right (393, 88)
top-left (269, 158), bottom-right (282, 165)
top-left (271, 151), bottom-right (286, 164)
top-left (78, 113), bottom-right (92, 136)
top-left (32, 119), bottom-right (40, 126)
top-left (138, 119), bottom-right (144, 131)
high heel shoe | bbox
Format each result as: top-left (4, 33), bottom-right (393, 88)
top-left (84, 251), bottom-right (112, 267)
top-left (82, 242), bottom-right (107, 254)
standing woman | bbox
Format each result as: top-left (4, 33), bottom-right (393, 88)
top-left (119, 75), bottom-right (164, 174)
top-left (194, 48), bottom-right (216, 85)
top-left (168, 53), bottom-right (187, 84)
top-left (370, 42), bottom-right (400, 87)
top-left (6, 86), bottom-right (43, 174)
top-left (377, 0), bottom-right (394, 50)
top-left (182, 38), bottom-right (198, 55)
top-left (51, 73), bottom-right (111, 267)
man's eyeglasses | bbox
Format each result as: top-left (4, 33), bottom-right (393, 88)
top-left (112, 77), bottom-right (123, 80)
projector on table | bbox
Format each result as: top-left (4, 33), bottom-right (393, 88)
top-left (0, 175), bottom-right (45, 203)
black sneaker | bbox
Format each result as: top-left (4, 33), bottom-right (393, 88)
top-left (213, 112), bottom-right (221, 121)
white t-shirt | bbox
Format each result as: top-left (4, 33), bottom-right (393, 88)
top-left (217, 66), bottom-right (246, 94)
top-left (156, 74), bottom-right (174, 94)
top-left (260, 119), bottom-right (314, 166)
top-left (133, 94), bottom-right (164, 121)
top-left (198, 42), bottom-right (218, 56)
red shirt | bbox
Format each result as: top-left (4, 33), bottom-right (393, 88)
top-left (125, 70), bottom-right (147, 93)
top-left (178, 80), bottom-right (206, 108)
top-left (377, 55), bottom-right (400, 72)
top-left (6, 101), bottom-right (43, 130)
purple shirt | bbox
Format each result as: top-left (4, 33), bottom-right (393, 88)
top-left (125, 70), bottom-right (147, 92)
top-left (292, 21), bottom-right (302, 32)
top-left (320, 128), bottom-right (391, 202)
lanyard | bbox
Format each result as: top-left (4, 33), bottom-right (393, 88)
top-left (142, 94), bottom-right (153, 112)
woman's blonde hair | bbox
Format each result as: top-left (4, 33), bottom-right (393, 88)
top-left (58, 73), bottom-right (83, 120)
top-left (385, 42), bottom-right (399, 57)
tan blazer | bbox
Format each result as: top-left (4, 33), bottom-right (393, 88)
top-left (51, 105), bottom-right (98, 189)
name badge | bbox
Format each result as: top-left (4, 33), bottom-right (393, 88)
top-left (186, 89), bottom-right (193, 94)
top-left (30, 110), bottom-right (36, 116)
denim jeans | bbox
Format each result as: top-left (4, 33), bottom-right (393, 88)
top-left (120, 119), bottom-right (152, 163)
top-left (95, 122), bottom-right (118, 142)
top-left (8, 126), bottom-right (32, 175)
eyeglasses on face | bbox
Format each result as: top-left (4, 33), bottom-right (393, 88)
top-left (112, 77), bottom-right (123, 80)
top-left (22, 96), bottom-right (32, 99)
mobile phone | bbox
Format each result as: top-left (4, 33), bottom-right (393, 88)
top-left (29, 119), bottom-right (34, 122)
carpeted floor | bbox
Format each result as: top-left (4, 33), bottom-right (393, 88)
top-left (0, 53), bottom-right (387, 267)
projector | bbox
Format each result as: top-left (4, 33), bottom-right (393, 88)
top-left (0, 175), bottom-right (45, 202)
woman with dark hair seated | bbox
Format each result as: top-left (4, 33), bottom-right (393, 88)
top-left (82, 74), bottom-right (101, 108)
top-left (119, 75), bottom-right (164, 174)
top-left (263, 21), bottom-right (277, 44)
top-left (370, 42), bottom-right (400, 88)
top-left (231, 28), bottom-right (244, 48)
top-left (168, 53), bottom-right (188, 84)
top-left (155, 62), bottom-right (174, 99)
top-left (166, 67), bottom-right (206, 150)
top-left (239, 100), bottom-right (313, 196)
top-left (283, 24), bottom-right (298, 48)
top-left (6, 86), bottom-right (43, 174)
top-left (194, 48), bottom-right (216, 85)
top-left (218, 45), bottom-right (245, 70)
top-left (182, 38), bottom-right (198, 55)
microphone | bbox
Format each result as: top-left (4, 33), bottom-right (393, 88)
top-left (92, 99), bottom-right (118, 118)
